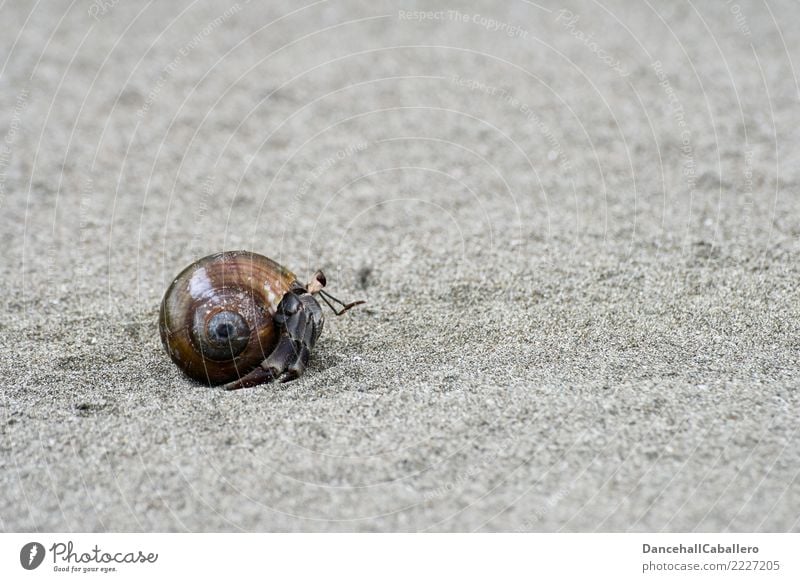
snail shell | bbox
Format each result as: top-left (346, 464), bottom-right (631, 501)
top-left (159, 250), bottom-right (298, 385)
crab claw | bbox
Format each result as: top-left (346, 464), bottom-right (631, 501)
top-left (223, 285), bottom-right (324, 390)
top-left (222, 366), bottom-right (276, 390)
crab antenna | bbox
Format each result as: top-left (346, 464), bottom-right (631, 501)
top-left (319, 290), bottom-right (365, 316)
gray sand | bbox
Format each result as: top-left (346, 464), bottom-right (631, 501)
top-left (1, 0), bottom-right (799, 531)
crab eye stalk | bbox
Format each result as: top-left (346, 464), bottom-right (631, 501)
top-left (304, 269), bottom-right (364, 316)
top-left (307, 270), bottom-right (326, 294)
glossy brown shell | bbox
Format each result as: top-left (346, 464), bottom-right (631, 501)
top-left (159, 250), bottom-right (297, 385)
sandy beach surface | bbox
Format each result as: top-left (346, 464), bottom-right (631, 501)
top-left (1, 0), bottom-right (798, 531)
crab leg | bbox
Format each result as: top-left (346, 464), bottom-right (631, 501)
top-left (223, 286), bottom-right (324, 390)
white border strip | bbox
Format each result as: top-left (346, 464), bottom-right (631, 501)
top-left (2, 533), bottom-right (798, 581)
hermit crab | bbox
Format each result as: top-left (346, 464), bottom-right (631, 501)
top-left (159, 251), bottom-right (363, 390)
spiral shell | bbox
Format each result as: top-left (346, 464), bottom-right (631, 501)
top-left (159, 250), bottom-right (298, 385)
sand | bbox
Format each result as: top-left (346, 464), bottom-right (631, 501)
top-left (1, 0), bottom-right (798, 531)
